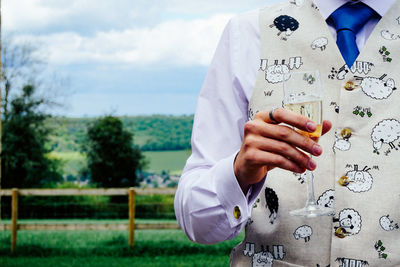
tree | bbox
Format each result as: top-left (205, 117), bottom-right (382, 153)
top-left (2, 39), bottom-right (43, 120)
top-left (83, 116), bottom-right (145, 188)
top-left (1, 84), bottom-right (63, 188)
top-left (1, 37), bottom-right (68, 121)
top-left (0, 37), bottom-right (68, 189)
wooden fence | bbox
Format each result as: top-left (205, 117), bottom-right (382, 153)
top-left (0, 187), bottom-right (178, 253)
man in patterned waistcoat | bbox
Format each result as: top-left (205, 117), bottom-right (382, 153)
top-left (175, 0), bottom-right (400, 266)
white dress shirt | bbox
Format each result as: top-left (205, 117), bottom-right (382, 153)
top-left (174, 0), bottom-right (393, 245)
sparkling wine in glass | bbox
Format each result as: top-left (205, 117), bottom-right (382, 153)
top-left (282, 70), bottom-right (334, 217)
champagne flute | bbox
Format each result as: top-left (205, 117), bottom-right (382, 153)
top-left (282, 70), bottom-right (334, 217)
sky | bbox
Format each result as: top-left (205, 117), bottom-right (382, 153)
top-left (3, 0), bottom-right (280, 117)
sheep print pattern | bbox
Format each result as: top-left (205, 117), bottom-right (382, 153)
top-left (230, 0), bottom-right (400, 266)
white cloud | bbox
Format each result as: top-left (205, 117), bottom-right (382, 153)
top-left (18, 13), bottom-right (234, 67)
top-left (4, 0), bottom-right (69, 31)
top-left (4, 0), bottom-right (166, 33)
top-left (165, 0), bottom-right (276, 14)
top-left (5, 0), bottom-right (281, 67)
top-left (4, 0), bottom-right (279, 32)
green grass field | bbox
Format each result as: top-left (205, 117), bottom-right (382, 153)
top-left (50, 150), bottom-right (190, 176)
top-left (142, 150), bottom-right (190, 174)
top-left (48, 152), bottom-right (87, 177)
top-left (0, 219), bottom-right (244, 267)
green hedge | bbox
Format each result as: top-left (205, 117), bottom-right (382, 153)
top-left (1, 193), bottom-right (175, 220)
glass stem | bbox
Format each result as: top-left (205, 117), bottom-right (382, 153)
top-left (305, 170), bottom-right (317, 206)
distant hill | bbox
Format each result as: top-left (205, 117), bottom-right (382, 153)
top-left (46, 115), bottom-right (194, 152)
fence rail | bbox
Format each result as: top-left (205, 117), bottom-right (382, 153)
top-left (0, 187), bottom-right (178, 253)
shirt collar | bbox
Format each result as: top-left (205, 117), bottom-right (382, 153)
top-left (314, 0), bottom-right (395, 20)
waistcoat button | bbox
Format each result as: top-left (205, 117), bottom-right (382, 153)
top-left (233, 206), bottom-right (241, 219)
top-left (341, 128), bottom-right (352, 139)
top-left (339, 176), bottom-right (350, 186)
top-left (344, 81), bottom-right (356, 91)
top-left (335, 227), bottom-right (347, 238)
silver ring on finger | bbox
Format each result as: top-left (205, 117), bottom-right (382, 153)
top-left (269, 107), bottom-right (279, 124)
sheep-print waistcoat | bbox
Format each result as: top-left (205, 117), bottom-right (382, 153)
top-left (230, 0), bottom-right (400, 266)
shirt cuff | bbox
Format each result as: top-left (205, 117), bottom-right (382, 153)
top-left (214, 153), bottom-right (265, 228)
top-left (248, 176), bottom-right (266, 206)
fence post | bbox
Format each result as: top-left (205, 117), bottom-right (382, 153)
top-left (11, 188), bottom-right (18, 254)
top-left (129, 188), bottom-right (135, 248)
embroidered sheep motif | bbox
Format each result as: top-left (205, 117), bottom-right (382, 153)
top-left (264, 58), bottom-right (303, 84)
top-left (311, 37), bottom-right (328, 51)
top-left (270, 15), bottom-right (299, 40)
top-left (371, 119), bottom-right (400, 154)
top-left (317, 189), bottom-right (335, 209)
top-left (381, 29), bottom-right (400, 40)
top-left (243, 243), bottom-right (281, 267)
top-left (333, 132), bottom-right (351, 152)
top-left (345, 165), bottom-right (373, 193)
top-left (265, 187), bottom-right (279, 224)
top-left (293, 225), bottom-right (312, 242)
top-left (266, 60), bottom-right (291, 84)
top-left (334, 138), bottom-right (351, 152)
top-left (252, 251), bottom-right (274, 267)
top-left (355, 74), bottom-right (396, 100)
top-left (333, 208), bottom-right (362, 236)
top-left (379, 215), bottom-right (399, 231)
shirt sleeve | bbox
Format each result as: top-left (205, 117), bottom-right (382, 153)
top-left (174, 15), bottom-right (265, 245)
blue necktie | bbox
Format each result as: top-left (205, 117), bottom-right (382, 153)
top-left (328, 2), bottom-right (379, 67)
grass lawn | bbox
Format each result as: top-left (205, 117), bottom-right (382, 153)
top-left (142, 150), bottom-right (190, 174)
top-left (0, 220), bottom-right (244, 267)
top-left (0, 255), bottom-right (230, 267)
top-left (48, 152), bottom-right (86, 177)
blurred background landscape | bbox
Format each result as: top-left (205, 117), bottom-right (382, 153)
top-left (0, 0), bottom-right (279, 266)
top-left (47, 115), bottom-right (193, 183)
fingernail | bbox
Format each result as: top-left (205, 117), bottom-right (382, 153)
top-left (312, 144), bottom-right (322, 155)
top-left (306, 122), bottom-right (317, 132)
top-left (308, 159), bottom-right (317, 170)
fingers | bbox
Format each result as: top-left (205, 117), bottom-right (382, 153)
top-left (255, 108), bottom-right (317, 133)
top-left (322, 120), bottom-right (332, 136)
top-left (255, 108), bottom-right (333, 137)
top-left (249, 135), bottom-right (316, 171)
top-left (245, 120), bottom-right (322, 157)
top-left (245, 149), bottom-right (307, 173)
